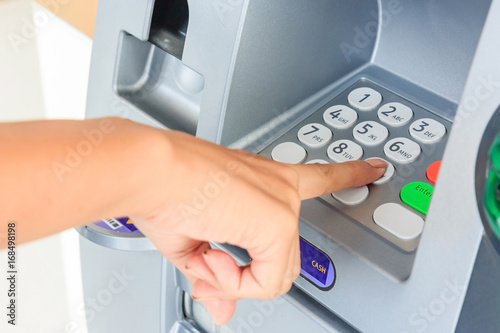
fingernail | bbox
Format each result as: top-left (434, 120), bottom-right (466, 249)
top-left (192, 295), bottom-right (218, 302)
top-left (366, 159), bottom-right (387, 169)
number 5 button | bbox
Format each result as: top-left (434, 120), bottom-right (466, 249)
top-left (297, 123), bottom-right (332, 148)
top-left (384, 137), bottom-right (421, 164)
top-left (353, 121), bottom-right (389, 146)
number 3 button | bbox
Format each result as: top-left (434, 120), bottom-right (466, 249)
top-left (409, 118), bottom-right (446, 144)
top-left (297, 123), bottom-right (332, 148)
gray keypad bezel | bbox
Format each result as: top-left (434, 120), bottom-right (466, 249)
top-left (259, 79), bottom-right (451, 252)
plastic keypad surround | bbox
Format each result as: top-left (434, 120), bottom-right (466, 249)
top-left (262, 80), bottom-right (451, 252)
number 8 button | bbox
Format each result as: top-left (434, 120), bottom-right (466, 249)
top-left (327, 139), bottom-right (363, 162)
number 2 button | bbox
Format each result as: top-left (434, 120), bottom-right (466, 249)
top-left (297, 123), bottom-right (332, 148)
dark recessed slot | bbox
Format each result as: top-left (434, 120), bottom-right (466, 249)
top-left (149, 0), bottom-right (189, 60)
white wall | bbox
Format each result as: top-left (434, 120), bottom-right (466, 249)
top-left (0, 1), bottom-right (91, 332)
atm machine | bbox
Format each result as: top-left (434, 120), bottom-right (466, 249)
top-left (78, 0), bottom-right (500, 332)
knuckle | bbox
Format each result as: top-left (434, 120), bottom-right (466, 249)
top-left (265, 288), bottom-right (282, 300)
top-left (276, 163), bottom-right (299, 184)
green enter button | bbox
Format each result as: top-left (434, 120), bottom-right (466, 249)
top-left (400, 181), bottom-right (434, 215)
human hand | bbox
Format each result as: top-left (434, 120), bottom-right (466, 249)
top-left (130, 130), bottom-right (386, 326)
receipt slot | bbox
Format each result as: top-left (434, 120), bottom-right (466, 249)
top-left (78, 0), bottom-right (500, 332)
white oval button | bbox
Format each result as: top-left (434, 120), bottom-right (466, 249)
top-left (348, 87), bottom-right (382, 111)
top-left (373, 203), bottom-right (424, 240)
top-left (384, 137), bottom-right (421, 164)
top-left (332, 186), bottom-right (369, 205)
top-left (353, 121), bottom-right (389, 146)
top-left (297, 123), bottom-right (332, 148)
top-left (327, 139), bottom-right (363, 163)
top-left (323, 105), bottom-right (358, 129)
top-left (271, 142), bottom-right (307, 164)
top-left (377, 102), bottom-right (413, 127)
top-left (409, 118), bottom-right (446, 144)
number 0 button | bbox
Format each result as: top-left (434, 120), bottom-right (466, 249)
top-left (297, 123), bottom-right (332, 148)
top-left (384, 137), bottom-right (421, 164)
top-left (327, 139), bottom-right (363, 163)
top-left (348, 87), bottom-right (382, 111)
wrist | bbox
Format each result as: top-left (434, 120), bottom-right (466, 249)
top-left (103, 118), bottom-right (175, 219)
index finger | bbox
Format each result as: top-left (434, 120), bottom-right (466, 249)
top-left (288, 159), bottom-right (387, 199)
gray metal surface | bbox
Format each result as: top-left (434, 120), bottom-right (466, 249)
top-left (80, 0), bottom-right (500, 332)
top-left (79, 235), bottom-right (163, 333)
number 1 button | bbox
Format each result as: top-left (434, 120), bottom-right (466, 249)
top-left (348, 87), bottom-right (382, 111)
top-left (297, 123), bottom-right (332, 148)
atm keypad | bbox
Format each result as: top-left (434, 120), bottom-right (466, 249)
top-left (261, 80), bottom-right (450, 252)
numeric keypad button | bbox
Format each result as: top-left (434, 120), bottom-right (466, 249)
top-left (365, 157), bottom-right (395, 185)
top-left (323, 105), bottom-right (358, 129)
top-left (306, 159), bottom-right (329, 164)
top-left (297, 123), bottom-right (332, 148)
top-left (377, 102), bottom-right (413, 127)
top-left (384, 137), bottom-right (421, 164)
top-left (332, 186), bottom-right (369, 205)
top-left (327, 139), bottom-right (363, 163)
top-left (353, 121), bottom-right (389, 146)
top-left (409, 118), bottom-right (446, 144)
top-left (348, 87), bottom-right (382, 111)
top-left (271, 142), bottom-right (307, 164)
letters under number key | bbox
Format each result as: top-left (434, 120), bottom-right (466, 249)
top-left (297, 123), bottom-right (333, 148)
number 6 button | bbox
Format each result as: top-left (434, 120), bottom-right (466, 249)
top-left (384, 137), bottom-right (421, 163)
top-left (297, 123), bottom-right (332, 148)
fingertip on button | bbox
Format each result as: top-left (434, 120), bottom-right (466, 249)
top-left (365, 158), bottom-right (387, 169)
top-left (365, 157), bottom-right (395, 185)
